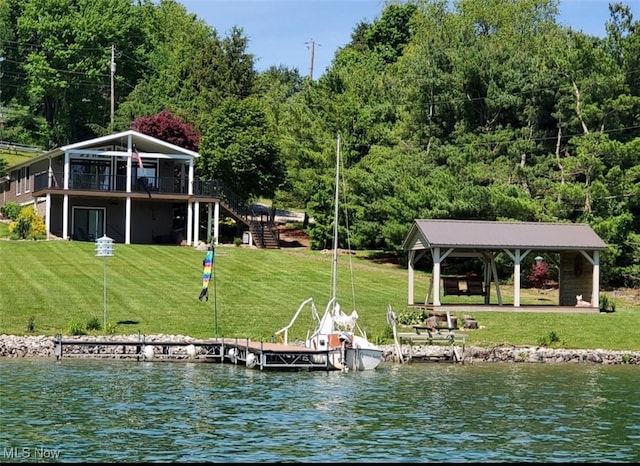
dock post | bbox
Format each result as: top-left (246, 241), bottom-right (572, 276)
top-left (259, 341), bottom-right (264, 370)
top-left (54, 333), bottom-right (63, 360)
top-left (452, 346), bottom-right (464, 363)
top-left (136, 333), bottom-right (144, 361)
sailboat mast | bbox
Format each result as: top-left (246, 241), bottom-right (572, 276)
top-left (331, 134), bottom-right (341, 301)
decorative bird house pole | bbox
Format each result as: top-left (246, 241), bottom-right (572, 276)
top-left (95, 236), bottom-right (114, 332)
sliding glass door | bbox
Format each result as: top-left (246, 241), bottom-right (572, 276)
top-left (72, 207), bottom-right (105, 242)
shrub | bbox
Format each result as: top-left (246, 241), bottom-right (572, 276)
top-left (68, 321), bottom-right (86, 336)
top-left (233, 237), bottom-right (243, 247)
top-left (1, 201), bottom-right (22, 220)
top-left (537, 330), bottom-right (561, 347)
top-left (600, 295), bottom-right (609, 312)
top-left (7, 205), bottom-right (46, 239)
top-left (86, 316), bottom-right (102, 331)
top-left (599, 294), bottom-right (616, 313)
top-left (105, 322), bottom-right (118, 335)
top-left (26, 316), bottom-right (35, 333)
top-left (547, 330), bottom-right (560, 344)
top-left (396, 308), bottom-right (425, 325)
top-left (374, 325), bottom-right (395, 343)
top-left (9, 216), bottom-right (31, 239)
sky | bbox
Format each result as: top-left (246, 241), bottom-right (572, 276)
top-left (178, 0), bottom-right (630, 79)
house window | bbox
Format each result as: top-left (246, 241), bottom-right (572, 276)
top-left (24, 166), bottom-right (30, 193)
top-left (72, 207), bottom-right (105, 242)
top-left (70, 160), bottom-right (111, 190)
top-left (134, 162), bottom-right (157, 189)
top-left (15, 169), bottom-right (21, 195)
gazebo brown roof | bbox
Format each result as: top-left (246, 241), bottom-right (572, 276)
top-left (402, 219), bottom-right (607, 251)
top-left (402, 219), bottom-right (607, 309)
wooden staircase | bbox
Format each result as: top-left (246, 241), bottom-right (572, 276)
top-left (200, 179), bottom-right (280, 249)
top-left (249, 220), bottom-right (280, 249)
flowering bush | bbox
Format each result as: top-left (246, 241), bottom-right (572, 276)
top-left (528, 260), bottom-right (549, 289)
top-left (8, 205), bottom-right (46, 239)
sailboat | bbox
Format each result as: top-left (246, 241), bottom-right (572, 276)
top-left (275, 135), bottom-right (384, 371)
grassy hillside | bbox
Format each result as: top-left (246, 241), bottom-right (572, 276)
top-left (1, 240), bottom-right (638, 350)
top-left (1, 146), bottom-right (43, 168)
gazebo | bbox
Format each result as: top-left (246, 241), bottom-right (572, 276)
top-left (401, 220), bottom-right (608, 309)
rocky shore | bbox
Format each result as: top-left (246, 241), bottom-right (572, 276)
top-left (1, 334), bottom-right (639, 365)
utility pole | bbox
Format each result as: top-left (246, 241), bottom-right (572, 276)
top-left (0, 56), bottom-right (4, 142)
top-left (110, 45), bottom-right (115, 130)
top-left (306, 39), bottom-right (321, 80)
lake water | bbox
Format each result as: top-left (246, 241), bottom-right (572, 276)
top-left (1, 359), bottom-right (639, 462)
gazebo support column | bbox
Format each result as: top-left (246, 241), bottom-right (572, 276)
top-left (432, 248), bottom-right (442, 307)
top-left (407, 250), bottom-right (416, 306)
top-left (489, 256), bottom-right (502, 305)
top-left (430, 247), bottom-right (453, 307)
top-left (504, 249), bottom-right (530, 307)
top-left (580, 250), bottom-right (600, 309)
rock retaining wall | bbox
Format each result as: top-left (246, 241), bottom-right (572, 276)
top-left (394, 344), bottom-right (640, 365)
top-left (1, 334), bottom-right (639, 365)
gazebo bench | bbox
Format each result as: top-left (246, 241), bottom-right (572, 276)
top-left (443, 277), bottom-right (485, 296)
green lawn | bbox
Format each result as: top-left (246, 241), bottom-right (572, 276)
top-left (1, 148), bottom-right (42, 167)
top-left (1, 240), bottom-right (638, 351)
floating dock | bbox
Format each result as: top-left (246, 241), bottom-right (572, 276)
top-left (53, 334), bottom-right (339, 371)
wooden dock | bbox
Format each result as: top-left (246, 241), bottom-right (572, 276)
top-left (53, 334), bottom-right (335, 371)
top-left (395, 327), bottom-right (467, 363)
top-left (387, 305), bottom-right (466, 364)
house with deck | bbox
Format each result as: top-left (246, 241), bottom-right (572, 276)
top-left (0, 130), bottom-right (279, 247)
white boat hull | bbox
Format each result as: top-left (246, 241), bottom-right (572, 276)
top-left (329, 347), bottom-right (384, 371)
top-left (326, 334), bottom-right (383, 371)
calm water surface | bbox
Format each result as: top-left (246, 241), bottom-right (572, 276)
top-left (1, 359), bottom-right (639, 462)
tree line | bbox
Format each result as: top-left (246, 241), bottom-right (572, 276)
top-left (0, 0), bottom-right (638, 287)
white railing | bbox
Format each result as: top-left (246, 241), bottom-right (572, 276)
top-left (274, 297), bottom-right (318, 345)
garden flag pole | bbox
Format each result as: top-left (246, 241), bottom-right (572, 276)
top-left (213, 247), bottom-right (218, 338)
top-left (198, 246), bottom-right (214, 302)
top-left (132, 144), bottom-right (143, 169)
top-left (197, 244), bottom-right (218, 338)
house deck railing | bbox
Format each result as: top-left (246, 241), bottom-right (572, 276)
top-left (34, 171), bottom-right (255, 225)
top-left (34, 172), bottom-right (240, 198)
top-left (34, 172), bottom-right (189, 195)
top-left (196, 178), bottom-right (252, 225)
